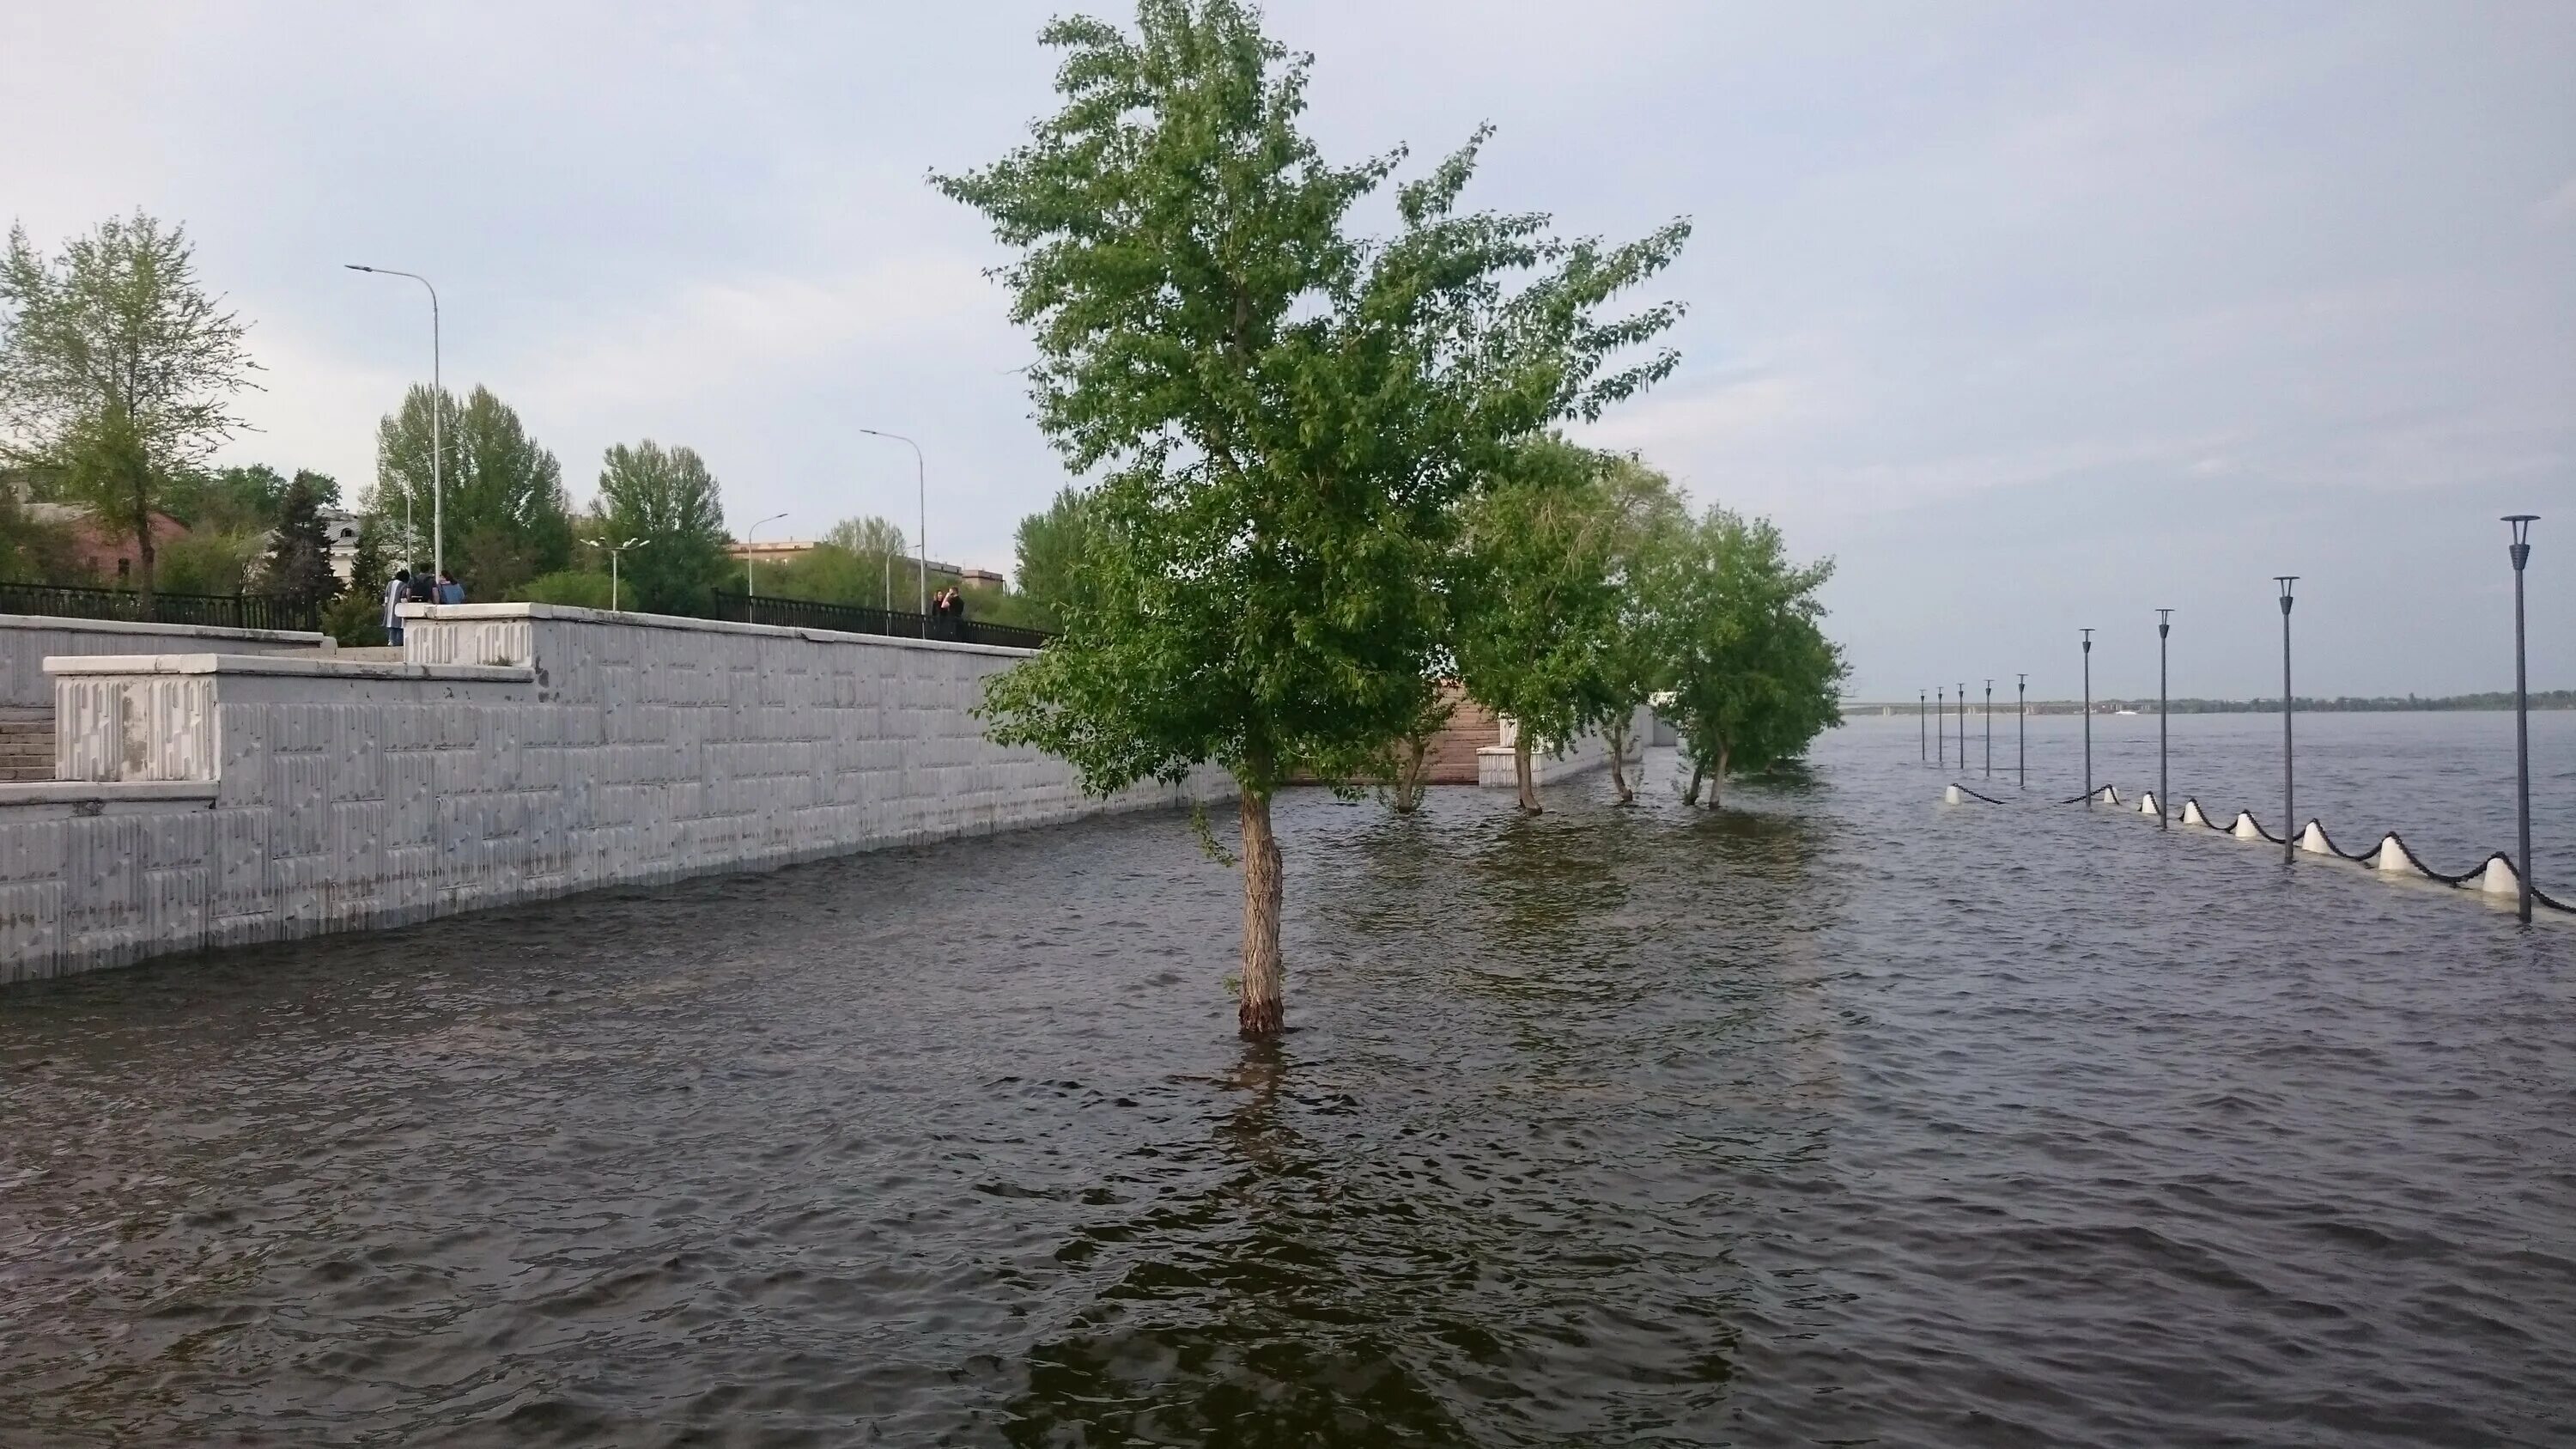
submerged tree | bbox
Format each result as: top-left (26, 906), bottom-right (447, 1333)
top-left (0, 212), bottom-right (258, 606)
top-left (940, 0), bottom-right (1687, 1038)
top-left (1660, 508), bottom-right (1845, 808)
top-left (1591, 454), bottom-right (1690, 804)
top-left (1453, 437), bottom-right (1628, 813)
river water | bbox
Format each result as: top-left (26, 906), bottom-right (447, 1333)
top-left (3, 715), bottom-right (2571, 1446)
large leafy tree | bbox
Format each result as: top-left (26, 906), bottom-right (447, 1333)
top-left (370, 383), bottom-right (574, 595)
top-left (1591, 454), bottom-right (1690, 804)
top-left (0, 212), bottom-right (258, 606)
top-left (939, 0), bottom-right (1687, 1038)
top-left (1010, 485), bottom-right (1103, 629)
top-left (1453, 437), bottom-right (1629, 813)
top-left (593, 440), bottom-right (729, 615)
top-left (1660, 508), bottom-right (1846, 808)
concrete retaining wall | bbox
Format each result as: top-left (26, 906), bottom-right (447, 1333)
top-left (0, 604), bottom-right (1227, 984)
top-left (0, 613), bottom-right (325, 709)
top-left (1474, 709), bottom-right (1647, 788)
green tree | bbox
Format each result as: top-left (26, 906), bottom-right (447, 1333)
top-left (166, 462), bottom-right (288, 533)
top-left (346, 511), bottom-right (389, 605)
top-left (940, 1), bottom-right (1688, 1038)
top-left (593, 440), bottom-right (729, 615)
top-left (369, 384), bottom-right (574, 595)
top-left (1011, 486), bottom-right (1103, 629)
top-left (259, 472), bottom-right (341, 603)
top-left (1454, 438), bottom-right (1627, 813)
top-left (1660, 508), bottom-right (1846, 808)
top-left (0, 481), bottom-right (93, 583)
top-left (0, 212), bottom-right (258, 606)
top-left (152, 528), bottom-right (263, 595)
top-left (1591, 454), bottom-right (1690, 804)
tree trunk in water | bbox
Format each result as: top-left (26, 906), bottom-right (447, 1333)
top-left (1683, 763), bottom-right (1704, 807)
top-left (1607, 715), bottom-right (1634, 805)
top-left (1514, 734), bottom-right (1539, 813)
top-left (1392, 736), bottom-right (1428, 813)
top-left (1237, 787), bottom-right (1285, 1040)
top-left (1707, 743), bottom-right (1728, 810)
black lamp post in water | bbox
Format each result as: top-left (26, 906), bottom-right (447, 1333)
top-left (1984, 679), bottom-right (1993, 778)
top-left (2506, 515), bottom-right (2537, 924)
top-left (2276, 577), bottom-right (2298, 866)
top-left (2081, 629), bottom-right (2094, 801)
top-left (2017, 673), bottom-right (2027, 789)
top-left (1936, 687), bottom-right (1946, 766)
top-left (2156, 611), bottom-right (2172, 831)
top-left (1920, 690), bottom-right (1927, 762)
top-left (1959, 681), bottom-right (1967, 770)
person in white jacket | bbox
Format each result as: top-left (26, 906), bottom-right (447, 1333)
top-left (383, 569), bottom-right (411, 646)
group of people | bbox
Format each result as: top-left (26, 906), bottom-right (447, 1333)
top-left (930, 585), bottom-right (969, 641)
top-left (380, 568), bottom-right (465, 646)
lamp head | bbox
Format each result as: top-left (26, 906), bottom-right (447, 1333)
top-left (2505, 514), bottom-right (2537, 567)
top-left (343, 264), bottom-right (374, 272)
top-left (2157, 608), bottom-right (2172, 638)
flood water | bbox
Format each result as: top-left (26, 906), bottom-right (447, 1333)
top-left (3, 715), bottom-right (2572, 1446)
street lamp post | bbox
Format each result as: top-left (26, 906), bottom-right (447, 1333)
top-left (2157, 610), bottom-right (2172, 830)
top-left (583, 537), bottom-right (641, 612)
top-left (2506, 515), bottom-right (2538, 923)
top-left (1920, 690), bottom-right (1927, 762)
top-left (2081, 629), bottom-right (2094, 801)
top-left (2017, 673), bottom-right (2027, 789)
top-left (855, 428), bottom-right (928, 629)
top-left (344, 265), bottom-right (441, 581)
top-left (744, 512), bottom-right (789, 601)
top-left (1958, 681), bottom-right (1967, 770)
top-left (1937, 687), bottom-right (1945, 766)
top-left (2276, 577), bottom-right (2298, 866)
top-left (1984, 679), bottom-right (1993, 778)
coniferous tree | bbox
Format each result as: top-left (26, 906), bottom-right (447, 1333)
top-left (260, 472), bottom-right (341, 603)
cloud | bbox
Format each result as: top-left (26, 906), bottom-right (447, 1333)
top-left (521, 254), bottom-right (999, 412)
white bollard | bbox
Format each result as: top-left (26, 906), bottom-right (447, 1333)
top-left (1944, 785), bottom-right (1964, 805)
top-left (2138, 791), bottom-right (2160, 817)
top-left (2300, 822), bottom-right (2333, 855)
top-left (2481, 855), bottom-right (2521, 897)
top-left (2374, 834), bottom-right (2412, 874)
top-left (2233, 813), bottom-right (2263, 840)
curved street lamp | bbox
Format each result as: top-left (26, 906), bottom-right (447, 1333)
top-left (744, 511), bottom-right (789, 600)
top-left (582, 537), bottom-right (642, 612)
top-left (344, 265), bottom-right (441, 581)
top-left (2276, 576), bottom-right (2298, 865)
top-left (855, 428), bottom-right (928, 628)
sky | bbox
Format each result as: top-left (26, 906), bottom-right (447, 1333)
top-left (4, 0), bottom-right (2569, 698)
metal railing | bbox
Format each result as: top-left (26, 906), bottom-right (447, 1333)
top-left (708, 591), bottom-right (1051, 651)
top-left (0, 580), bottom-right (324, 634)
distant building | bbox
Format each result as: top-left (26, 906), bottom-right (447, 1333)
top-left (319, 508), bottom-right (363, 581)
top-left (23, 502), bottom-right (189, 585)
top-left (722, 538), bottom-right (1009, 589)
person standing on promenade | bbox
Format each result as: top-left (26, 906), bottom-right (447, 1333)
top-left (383, 568), bottom-right (411, 646)
top-left (437, 571), bottom-right (465, 605)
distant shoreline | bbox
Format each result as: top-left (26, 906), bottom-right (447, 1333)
top-left (1846, 691), bottom-right (2573, 715)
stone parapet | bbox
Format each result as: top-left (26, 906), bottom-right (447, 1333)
top-left (0, 610), bottom-right (1230, 984)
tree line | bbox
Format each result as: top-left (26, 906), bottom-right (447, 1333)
top-left (0, 212), bottom-right (1051, 638)
top-left (949, 1), bottom-right (1846, 1038)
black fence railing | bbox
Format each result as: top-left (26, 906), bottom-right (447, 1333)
top-left (0, 581), bottom-right (324, 634)
top-left (708, 591), bottom-right (1052, 651)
